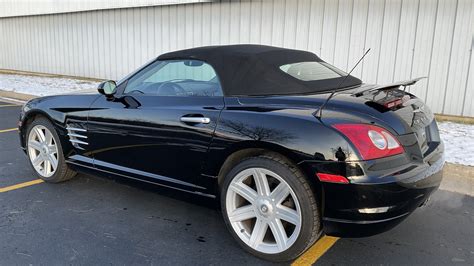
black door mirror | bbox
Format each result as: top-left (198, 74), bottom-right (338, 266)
top-left (98, 80), bottom-right (117, 100)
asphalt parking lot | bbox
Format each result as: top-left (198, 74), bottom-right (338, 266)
top-left (0, 100), bottom-right (473, 265)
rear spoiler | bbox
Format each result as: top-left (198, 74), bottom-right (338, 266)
top-left (354, 77), bottom-right (426, 96)
top-left (373, 77), bottom-right (427, 90)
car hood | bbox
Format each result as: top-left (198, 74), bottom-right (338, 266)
top-left (65, 88), bottom-right (99, 95)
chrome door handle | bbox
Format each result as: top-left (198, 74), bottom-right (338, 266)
top-left (180, 117), bottom-right (211, 124)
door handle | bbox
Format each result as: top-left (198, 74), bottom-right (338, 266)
top-left (180, 116), bottom-right (211, 124)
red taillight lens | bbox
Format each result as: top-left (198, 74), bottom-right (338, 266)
top-left (333, 124), bottom-right (404, 160)
top-left (316, 173), bottom-right (349, 184)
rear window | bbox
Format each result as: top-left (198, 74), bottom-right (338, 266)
top-left (279, 61), bottom-right (347, 81)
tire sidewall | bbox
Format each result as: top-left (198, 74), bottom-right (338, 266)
top-left (220, 156), bottom-right (320, 262)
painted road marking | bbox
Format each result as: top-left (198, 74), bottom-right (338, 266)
top-left (292, 236), bottom-right (340, 266)
top-left (0, 104), bottom-right (19, 107)
top-left (0, 179), bottom-right (44, 193)
top-left (0, 128), bottom-right (18, 133)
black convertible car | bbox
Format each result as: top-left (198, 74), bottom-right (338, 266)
top-left (19, 45), bottom-right (444, 261)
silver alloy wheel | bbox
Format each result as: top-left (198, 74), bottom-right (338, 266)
top-left (27, 125), bottom-right (59, 178)
top-left (226, 168), bottom-right (302, 254)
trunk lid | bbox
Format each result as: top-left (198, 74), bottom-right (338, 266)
top-left (237, 77), bottom-right (438, 158)
top-left (346, 79), bottom-right (435, 155)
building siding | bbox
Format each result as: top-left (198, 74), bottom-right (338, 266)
top-left (0, 0), bottom-right (209, 18)
top-left (0, 0), bottom-right (472, 117)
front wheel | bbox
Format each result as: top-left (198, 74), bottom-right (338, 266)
top-left (26, 117), bottom-right (76, 183)
top-left (221, 155), bottom-right (321, 262)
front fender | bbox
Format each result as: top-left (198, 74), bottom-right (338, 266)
top-left (19, 94), bottom-right (100, 152)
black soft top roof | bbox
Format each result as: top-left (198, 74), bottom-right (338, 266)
top-left (158, 44), bottom-right (361, 96)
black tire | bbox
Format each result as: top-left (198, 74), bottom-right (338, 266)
top-left (220, 155), bottom-right (321, 262)
top-left (26, 117), bottom-right (76, 183)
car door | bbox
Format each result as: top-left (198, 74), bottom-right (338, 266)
top-left (86, 59), bottom-right (224, 195)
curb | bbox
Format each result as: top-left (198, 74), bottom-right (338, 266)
top-left (0, 68), bottom-right (104, 82)
top-left (435, 114), bottom-right (474, 125)
top-left (0, 90), bottom-right (35, 102)
top-left (440, 163), bottom-right (474, 196)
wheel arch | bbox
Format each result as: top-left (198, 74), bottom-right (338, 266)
top-left (20, 110), bottom-right (57, 148)
top-left (213, 141), bottom-right (323, 206)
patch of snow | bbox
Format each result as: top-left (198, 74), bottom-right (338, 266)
top-left (438, 122), bottom-right (474, 166)
top-left (0, 73), bottom-right (100, 96)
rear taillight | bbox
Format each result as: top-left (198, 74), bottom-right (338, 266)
top-left (333, 124), bottom-right (404, 160)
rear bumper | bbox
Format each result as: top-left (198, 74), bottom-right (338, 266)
top-left (303, 143), bottom-right (445, 237)
top-left (322, 212), bottom-right (412, 238)
top-left (321, 182), bottom-right (439, 237)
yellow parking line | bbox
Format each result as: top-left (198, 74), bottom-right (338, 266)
top-left (0, 128), bottom-right (18, 133)
top-left (292, 236), bottom-right (340, 266)
top-left (0, 179), bottom-right (44, 193)
top-left (0, 104), bottom-right (19, 107)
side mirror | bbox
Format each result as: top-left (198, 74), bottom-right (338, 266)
top-left (98, 80), bottom-right (117, 100)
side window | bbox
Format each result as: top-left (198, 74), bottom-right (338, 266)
top-left (124, 60), bottom-right (223, 97)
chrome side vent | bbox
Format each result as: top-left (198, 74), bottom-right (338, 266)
top-left (66, 126), bottom-right (88, 150)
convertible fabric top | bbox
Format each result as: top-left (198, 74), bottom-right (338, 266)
top-left (158, 44), bottom-right (362, 96)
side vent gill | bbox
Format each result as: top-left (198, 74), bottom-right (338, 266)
top-left (66, 126), bottom-right (88, 150)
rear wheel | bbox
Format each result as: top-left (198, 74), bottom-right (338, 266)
top-left (221, 155), bottom-right (321, 262)
top-left (26, 117), bottom-right (76, 183)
